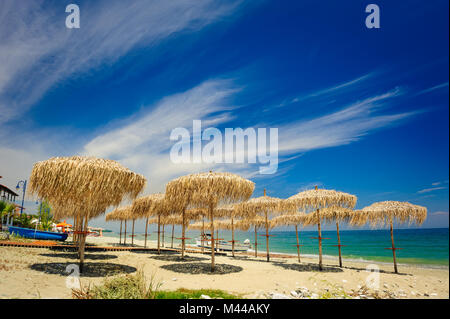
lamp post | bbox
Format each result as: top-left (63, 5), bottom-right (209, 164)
top-left (16, 180), bottom-right (27, 216)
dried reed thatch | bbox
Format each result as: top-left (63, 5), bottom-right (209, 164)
top-left (234, 189), bottom-right (295, 262)
top-left (244, 214), bottom-right (275, 258)
top-left (29, 156), bottom-right (146, 218)
top-left (270, 213), bottom-right (307, 227)
top-left (350, 201), bottom-right (427, 228)
top-left (302, 206), bottom-right (354, 226)
top-left (166, 172), bottom-right (254, 208)
top-left (28, 156), bottom-right (146, 272)
top-left (288, 188), bottom-right (357, 210)
top-left (271, 212), bottom-right (307, 263)
top-left (349, 201), bottom-right (427, 274)
top-left (165, 172), bottom-right (254, 271)
top-left (288, 187), bottom-right (357, 270)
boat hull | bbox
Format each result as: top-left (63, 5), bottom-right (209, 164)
top-left (8, 226), bottom-right (68, 241)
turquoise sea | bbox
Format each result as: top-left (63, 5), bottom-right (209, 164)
top-left (105, 227), bottom-right (449, 267)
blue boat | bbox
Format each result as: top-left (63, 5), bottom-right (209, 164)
top-left (8, 226), bottom-right (68, 241)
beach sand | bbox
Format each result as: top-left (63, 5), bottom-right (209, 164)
top-left (0, 235), bottom-right (448, 299)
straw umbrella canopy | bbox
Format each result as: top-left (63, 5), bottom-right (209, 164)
top-left (166, 172), bottom-right (254, 271)
top-left (132, 193), bottom-right (169, 250)
top-left (105, 205), bottom-right (131, 245)
top-left (271, 213), bottom-right (307, 262)
top-left (350, 201), bottom-right (427, 273)
top-left (245, 216), bottom-right (265, 258)
top-left (235, 189), bottom-right (297, 262)
top-left (302, 206), bottom-right (353, 267)
top-left (288, 186), bottom-right (357, 270)
top-left (190, 205), bottom-right (248, 257)
top-left (29, 156), bottom-right (146, 271)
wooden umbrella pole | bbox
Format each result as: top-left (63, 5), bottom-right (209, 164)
top-left (162, 223), bottom-right (165, 247)
top-left (181, 208), bottom-right (186, 258)
top-left (231, 217), bottom-right (235, 257)
top-left (210, 204), bottom-right (215, 272)
top-left (201, 217), bottom-right (205, 253)
top-left (79, 215), bottom-right (88, 273)
top-left (265, 210), bottom-right (270, 262)
top-left (131, 219), bottom-right (135, 246)
top-left (171, 224), bottom-right (174, 248)
top-left (119, 220), bottom-right (122, 245)
top-left (336, 221), bottom-right (343, 267)
top-left (144, 217), bottom-right (149, 248)
top-left (317, 209), bottom-right (323, 271)
top-left (390, 217), bottom-right (398, 274)
top-left (124, 220), bottom-right (127, 245)
top-left (254, 226), bottom-right (258, 257)
top-left (295, 225), bottom-right (301, 263)
top-left (157, 215), bottom-right (161, 255)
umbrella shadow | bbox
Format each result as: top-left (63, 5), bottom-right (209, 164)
top-left (272, 261), bottom-right (344, 273)
top-left (29, 262), bottom-right (136, 277)
top-left (130, 249), bottom-right (179, 255)
top-left (161, 262), bottom-right (243, 275)
top-left (149, 255), bottom-right (208, 262)
top-left (39, 253), bottom-right (118, 261)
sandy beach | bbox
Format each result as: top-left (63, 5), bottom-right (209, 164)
top-left (0, 234), bottom-right (448, 299)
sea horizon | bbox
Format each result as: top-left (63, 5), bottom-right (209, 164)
top-left (100, 227), bottom-right (449, 268)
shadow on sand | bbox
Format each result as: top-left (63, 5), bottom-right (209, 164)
top-left (30, 262), bottom-right (136, 277)
top-left (39, 253), bottom-right (118, 261)
top-left (161, 262), bottom-right (243, 275)
top-left (149, 254), bottom-right (208, 262)
top-left (271, 261), bottom-right (344, 273)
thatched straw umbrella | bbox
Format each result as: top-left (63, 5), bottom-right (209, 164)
top-left (302, 206), bottom-right (353, 267)
top-left (288, 186), bottom-right (356, 271)
top-left (131, 193), bottom-right (169, 250)
top-left (244, 216), bottom-right (267, 257)
top-left (28, 156), bottom-right (146, 272)
top-left (271, 213), bottom-right (307, 262)
top-left (235, 189), bottom-right (296, 262)
top-left (162, 215), bottom-right (187, 248)
top-left (350, 201), bottom-right (427, 273)
top-left (105, 206), bottom-right (130, 245)
top-left (166, 172), bottom-right (254, 271)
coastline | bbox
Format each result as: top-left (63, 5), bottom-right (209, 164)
top-left (1, 234), bottom-right (448, 299)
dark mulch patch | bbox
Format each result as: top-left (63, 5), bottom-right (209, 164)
top-left (272, 261), bottom-right (343, 273)
top-left (160, 262), bottom-right (243, 275)
top-left (29, 262), bottom-right (136, 277)
top-left (149, 255), bottom-right (207, 262)
top-left (39, 253), bottom-right (118, 260)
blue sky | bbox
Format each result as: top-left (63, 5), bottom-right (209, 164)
top-left (0, 0), bottom-right (448, 231)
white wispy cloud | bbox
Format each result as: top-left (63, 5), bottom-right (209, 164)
top-left (417, 186), bottom-right (447, 194)
top-left (415, 82), bottom-right (449, 96)
top-left (0, 0), bottom-right (242, 124)
top-left (277, 88), bottom-right (414, 154)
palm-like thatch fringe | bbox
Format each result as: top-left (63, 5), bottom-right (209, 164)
top-left (270, 212), bottom-right (307, 227)
top-left (165, 172), bottom-right (254, 208)
top-left (165, 172), bottom-right (254, 271)
top-left (270, 212), bottom-right (307, 263)
top-left (235, 196), bottom-right (297, 217)
top-left (287, 187), bottom-right (357, 270)
top-left (131, 193), bottom-right (171, 218)
top-left (29, 156), bottom-right (146, 218)
top-left (350, 201), bottom-right (427, 274)
top-left (105, 206), bottom-right (132, 221)
top-left (234, 190), bottom-right (295, 262)
top-left (188, 219), bottom-right (250, 231)
top-left (350, 201), bottom-right (427, 228)
top-left (28, 156), bottom-right (146, 272)
top-left (288, 189), bottom-right (357, 210)
top-left (302, 206), bottom-right (354, 226)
